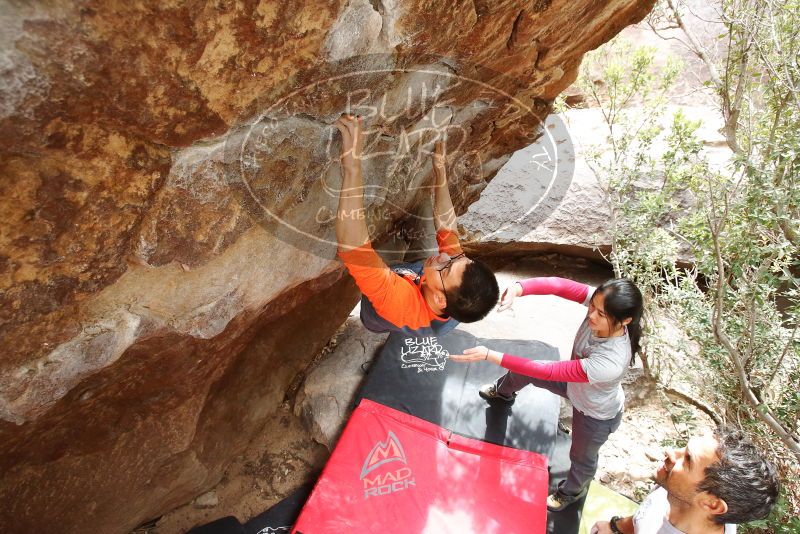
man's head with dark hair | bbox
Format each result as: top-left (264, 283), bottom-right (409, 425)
top-left (698, 426), bottom-right (781, 524)
top-left (442, 259), bottom-right (499, 323)
top-left (420, 252), bottom-right (498, 323)
top-left (655, 426), bottom-right (780, 526)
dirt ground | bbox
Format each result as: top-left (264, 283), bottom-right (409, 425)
top-left (137, 405), bottom-right (328, 534)
top-left (593, 370), bottom-right (715, 501)
top-left (140, 254), bottom-right (715, 533)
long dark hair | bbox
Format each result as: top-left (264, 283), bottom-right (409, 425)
top-left (594, 278), bottom-right (643, 362)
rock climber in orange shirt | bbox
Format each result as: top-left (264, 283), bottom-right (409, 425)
top-left (334, 114), bottom-right (498, 336)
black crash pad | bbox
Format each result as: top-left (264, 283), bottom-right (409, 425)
top-left (243, 484), bottom-right (312, 534)
top-left (353, 327), bottom-right (583, 534)
top-left (186, 516), bottom-right (245, 534)
top-left (354, 329), bottom-right (562, 456)
top-left (185, 484), bottom-right (313, 534)
top-left (189, 327), bottom-right (585, 534)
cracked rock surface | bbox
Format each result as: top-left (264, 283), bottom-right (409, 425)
top-left (1, 1), bottom-right (655, 532)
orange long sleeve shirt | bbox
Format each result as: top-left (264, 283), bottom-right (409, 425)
top-left (338, 230), bottom-right (463, 331)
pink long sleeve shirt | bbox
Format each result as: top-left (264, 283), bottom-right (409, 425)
top-left (499, 277), bottom-right (632, 420)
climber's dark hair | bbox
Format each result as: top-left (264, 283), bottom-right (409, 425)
top-left (444, 259), bottom-right (499, 323)
top-left (698, 426), bottom-right (780, 524)
top-left (593, 278), bottom-right (643, 362)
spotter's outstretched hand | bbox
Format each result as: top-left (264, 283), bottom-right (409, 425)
top-left (450, 345), bottom-right (495, 363)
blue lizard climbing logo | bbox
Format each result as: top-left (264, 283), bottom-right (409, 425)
top-left (400, 336), bottom-right (449, 373)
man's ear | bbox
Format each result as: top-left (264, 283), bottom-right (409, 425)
top-left (698, 492), bottom-right (728, 519)
top-left (433, 290), bottom-right (447, 310)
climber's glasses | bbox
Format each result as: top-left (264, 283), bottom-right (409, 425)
top-left (436, 253), bottom-right (465, 297)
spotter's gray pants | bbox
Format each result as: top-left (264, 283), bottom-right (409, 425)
top-left (496, 371), bottom-right (623, 503)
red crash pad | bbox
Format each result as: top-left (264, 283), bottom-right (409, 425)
top-left (293, 399), bottom-right (548, 534)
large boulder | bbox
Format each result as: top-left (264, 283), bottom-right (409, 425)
top-left (459, 112), bottom-right (606, 260)
top-left (0, 1), bottom-right (656, 532)
top-left (460, 106), bottom-right (729, 264)
top-left (459, 0), bottom-right (732, 265)
top-left (460, 1), bottom-right (731, 264)
top-left (294, 314), bottom-right (386, 450)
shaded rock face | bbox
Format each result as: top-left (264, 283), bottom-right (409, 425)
top-left (295, 314), bottom-right (386, 450)
top-left (0, 270), bottom-right (360, 533)
top-left (0, 1), bottom-right (654, 532)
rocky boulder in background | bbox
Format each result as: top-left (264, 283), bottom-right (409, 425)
top-left (461, 4), bottom-right (729, 265)
top-left (0, 1), bottom-right (655, 532)
top-left (461, 107), bottom-right (728, 264)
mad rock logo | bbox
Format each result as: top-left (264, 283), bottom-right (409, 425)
top-left (360, 431), bottom-right (416, 499)
top-left (400, 336), bottom-right (449, 373)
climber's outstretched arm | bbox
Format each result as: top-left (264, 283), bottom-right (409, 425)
top-left (334, 114), bottom-right (370, 251)
top-left (431, 140), bottom-right (458, 234)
